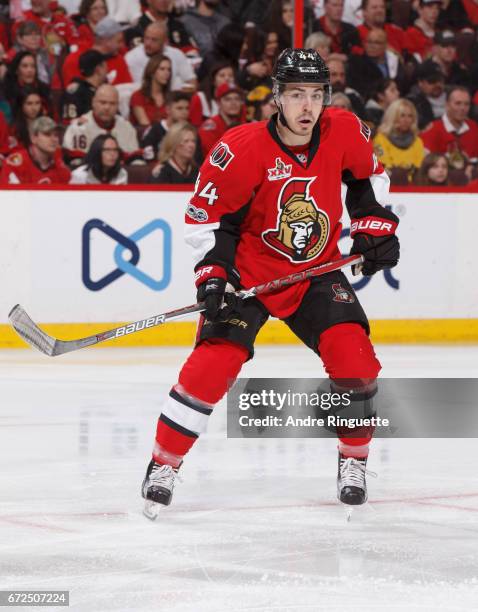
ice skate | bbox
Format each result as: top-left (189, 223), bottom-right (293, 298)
top-left (337, 452), bottom-right (377, 512)
top-left (141, 459), bottom-right (180, 520)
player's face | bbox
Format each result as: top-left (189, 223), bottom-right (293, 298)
top-left (87, 0), bottom-right (107, 24)
top-left (428, 156), bottom-right (448, 183)
top-left (214, 66), bottom-right (234, 87)
top-left (22, 94), bottom-right (43, 119)
top-left (290, 221), bottom-right (314, 250)
top-left (18, 56), bottom-right (36, 84)
top-left (363, 0), bottom-right (386, 26)
top-left (175, 130), bottom-right (196, 161)
top-left (33, 130), bottom-right (59, 155)
top-left (447, 91), bottom-right (470, 123)
top-left (281, 85), bottom-right (324, 136)
top-left (101, 137), bottom-right (120, 168)
top-left (219, 93), bottom-right (242, 119)
top-left (169, 100), bottom-right (190, 122)
top-left (154, 59), bottom-right (171, 86)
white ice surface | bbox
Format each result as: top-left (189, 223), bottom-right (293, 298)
top-left (1, 345), bottom-right (478, 612)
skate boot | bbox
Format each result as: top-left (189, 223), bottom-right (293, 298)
top-left (337, 452), bottom-right (376, 506)
top-left (141, 459), bottom-right (180, 520)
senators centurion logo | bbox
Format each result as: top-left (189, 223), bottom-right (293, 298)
top-left (262, 177), bottom-right (330, 263)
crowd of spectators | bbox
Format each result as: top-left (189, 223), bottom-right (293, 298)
top-left (0, 0), bottom-right (477, 186)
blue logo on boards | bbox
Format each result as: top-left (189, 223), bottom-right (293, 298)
top-left (82, 219), bottom-right (172, 291)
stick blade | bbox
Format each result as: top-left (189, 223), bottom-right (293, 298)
top-left (8, 305), bottom-right (57, 356)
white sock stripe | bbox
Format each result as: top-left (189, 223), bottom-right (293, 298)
top-left (161, 394), bottom-right (210, 434)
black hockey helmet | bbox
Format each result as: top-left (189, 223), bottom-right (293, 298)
top-left (272, 48), bottom-right (332, 105)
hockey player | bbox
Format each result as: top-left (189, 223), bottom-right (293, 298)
top-left (142, 48), bottom-right (399, 517)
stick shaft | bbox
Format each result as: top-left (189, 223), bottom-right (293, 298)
top-left (9, 255), bottom-right (363, 356)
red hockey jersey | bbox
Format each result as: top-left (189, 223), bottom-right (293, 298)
top-left (185, 108), bottom-right (391, 319)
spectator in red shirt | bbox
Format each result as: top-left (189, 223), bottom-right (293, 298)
top-left (357, 0), bottom-right (405, 54)
top-left (189, 61), bottom-right (235, 127)
top-left (72, 0), bottom-right (108, 51)
top-left (14, 0), bottom-right (80, 53)
top-left (61, 17), bottom-right (132, 87)
top-left (404, 0), bottom-right (442, 60)
top-left (130, 54), bottom-right (172, 127)
top-left (198, 81), bottom-right (244, 156)
top-left (313, 0), bottom-right (362, 56)
top-left (0, 110), bottom-right (10, 156)
top-left (0, 116), bottom-right (71, 184)
top-left (421, 86), bottom-right (478, 166)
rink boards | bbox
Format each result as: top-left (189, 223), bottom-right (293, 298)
top-left (0, 186), bottom-right (477, 346)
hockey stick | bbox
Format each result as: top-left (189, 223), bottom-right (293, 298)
top-left (8, 254), bottom-right (364, 357)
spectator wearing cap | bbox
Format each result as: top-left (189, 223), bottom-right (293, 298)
top-left (71, 0), bottom-right (108, 51)
top-left (421, 86), bottom-right (478, 166)
top-left (404, 0), bottom-right (442, 60)
top-left (140, 91), bottom-right (191, 162)
top-left (61, 16), bottom-right (132, 87)
top-left (406, 59), bottom-right (446, 130)
top-left (327, 56), bottom-right (366, 117)
top-left (130, 54), bottom-right (172, 127)
top-left (357, 0), bottom-right (405, 55)
top-left (180, 0), bottom-right (230, 57)
top-left (70, 133), bottom-right (128, 184)
top-left (431, 30), bottom-right (470, 87)
top-left (60, 49), bottom-right (108, 125)
top-left (0, 116), bottom-right (71, 184)
top-left (125, 21), bottom-right (197, 92)
top-left (150, 121), bottom-right (199, 184)
top-left (13, 0), bottom-right (80, 54)
top-left (313, 0), bottom-right (362, 56)
top-left (126, 0), bottom-right (195, 55)
top-left (3, 50), bottom-right (51, 110)
top-left (63, 83), bottom-right (139, 166)
top-left (198, 82), bottom-right (244, 156)
top-left (189, 61), bottom-right (235, 128)
top-left (7, 21), bottom-right (53, 85)
top-left (347, 28), bottom-right (407, 101)
top-left (374, 98), bottom-right (425, 182)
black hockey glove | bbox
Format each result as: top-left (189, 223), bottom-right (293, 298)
top-left (195, 265), bottom-right (237, 321)
top-left (349, 211), bottom-right (399, 276)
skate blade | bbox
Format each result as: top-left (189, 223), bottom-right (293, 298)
top-left (143, 500), bottom-right (163, 521)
